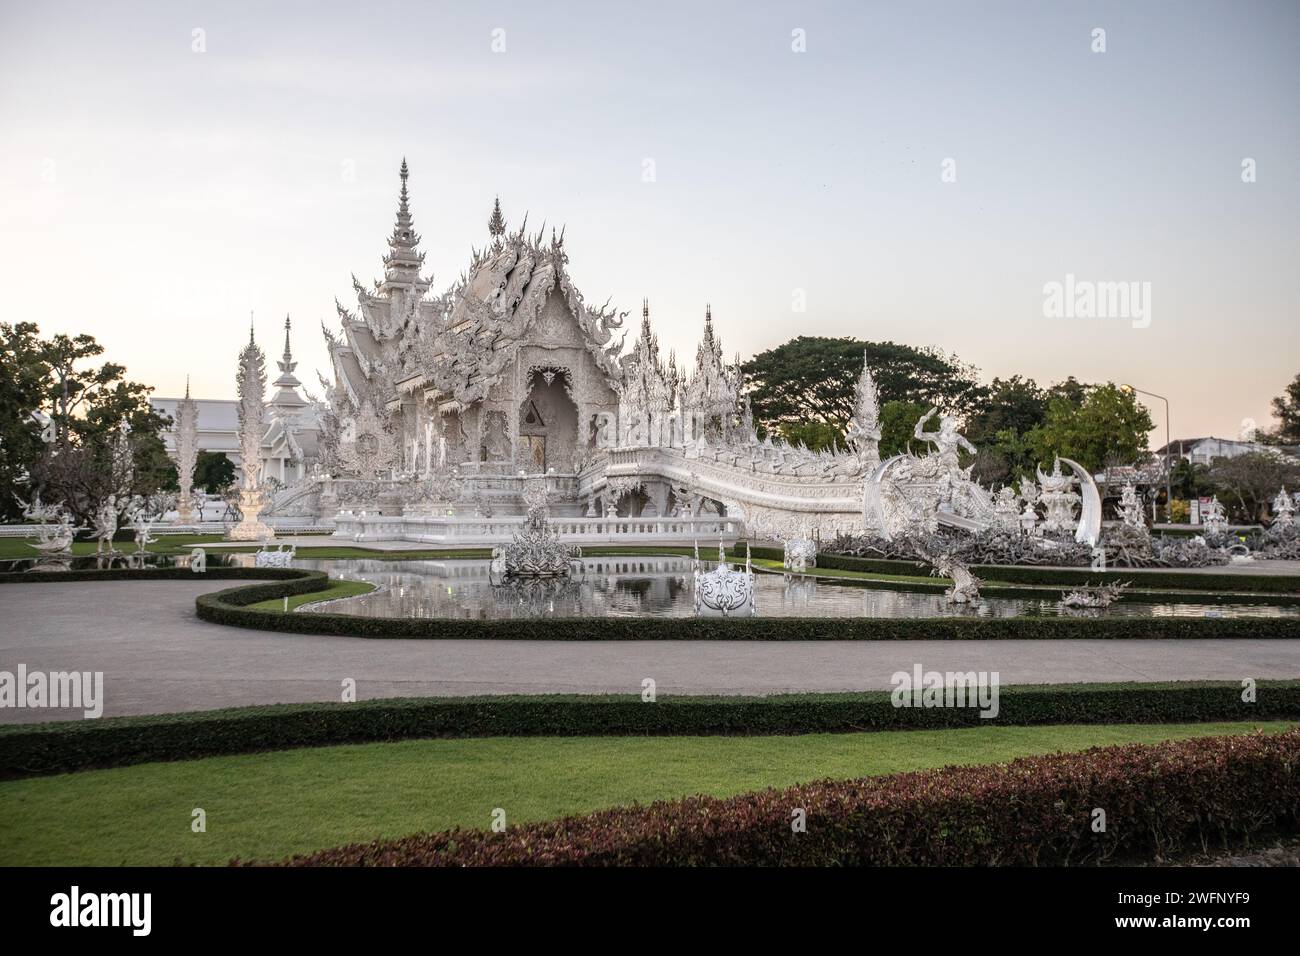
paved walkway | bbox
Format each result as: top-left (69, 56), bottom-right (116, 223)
top-left (2, 580), bottom-right (1299, 723)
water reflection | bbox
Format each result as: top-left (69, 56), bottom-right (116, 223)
top-left (291, 556), bottom-right (1300, 621)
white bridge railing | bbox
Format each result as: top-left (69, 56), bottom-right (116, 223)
top-left (330, 512), bottom-right (743, 546)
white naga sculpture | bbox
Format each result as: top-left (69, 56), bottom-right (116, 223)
top-left (693, 540), bottom-right (756, 617)
top-left (935, 551), bottom-right (981, 605)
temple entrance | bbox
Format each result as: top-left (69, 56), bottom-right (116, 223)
top-left (520, 435), bottom-right (545, 471)
top-left (518, 369), bottom-right (578, 473)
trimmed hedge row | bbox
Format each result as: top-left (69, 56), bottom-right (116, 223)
top-left (797, 548), bottom-right (1300, 595)
top-left (4, 681), bottom-right (1297, 780)
top-left (195, 576), bottom-right (1300, 639)
top-left (275, 728), bottom-right (1300, 866)
top-left (0, 565), bottom-right (328, 589)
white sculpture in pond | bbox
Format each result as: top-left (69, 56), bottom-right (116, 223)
top-left (93, 495), bottom-right (119, 554)
top-left (16, 494), bottom-right (78, 560)
top-left (254, 544), bottom-right (296, 568)
top-left (693, 540), bottom-right (756, 617)
top-left (783, 536), bottom-right (818, 573)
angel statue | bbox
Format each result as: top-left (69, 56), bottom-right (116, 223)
top-left (93, 495), bottom-right (119, 554)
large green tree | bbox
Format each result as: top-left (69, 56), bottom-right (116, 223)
top-left (1266, 371), bottom-right (1300, 444)
top-left (194, 451), bottom-right (236, 494)
top-left (964, 376), bottom-right (1049, 446)
top-left (0, 324), bottom-right (172, 524)
top-left (741, 336), bottom-right (987, 446)
top-left (1027, 383), bottom-right (1153, 473)
top-left (0, 323), bottom-right (48, 522)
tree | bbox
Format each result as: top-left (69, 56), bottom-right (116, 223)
top-left (878, 400), bottom-right (934, 458)
top-left (1027, 383), bottom-right (1153, 473)
top-left (0, 325), bottom-right (173, 525)
top-left (194, 451), bottom-right (236, 494)
top-left (741, 336), bottom-right (987, 447)
top-left (964, 376), bottom-right (1049, 446)
top-left (0, 323), bottom-right (48, 522)
top-left (1266, 372), bottom-right (1300, 444)
top-left (1208, 451), bottom-right (1300, 523)
top-left (777, 420), bottom-right (843, 452)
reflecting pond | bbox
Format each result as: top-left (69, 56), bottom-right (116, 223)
top-left (288, 556), bottom-right (1300, 621)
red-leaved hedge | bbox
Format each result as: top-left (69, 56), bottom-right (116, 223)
top-left (272, 730), bottom-right (1300, 866)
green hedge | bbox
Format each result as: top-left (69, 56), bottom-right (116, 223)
top-left (0, 566), bottom-right (327, 588)
top-left (194, 576), bottom-right (1300, 639)
top-left (276, 729), bottom-right (1300, 866)
top-left (804, 548), bottom-right (1300, 594)
top-left (3, 681), bottom-right (1296, 780)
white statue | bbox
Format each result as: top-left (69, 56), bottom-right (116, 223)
top-left (1118, 481), bottom-right (1145, 529)
top-left (93, 495), bottom-right (119, 554)
top-left (1273, 487), bottom-right (1295, 528)
top-left (1037, 459), bottom-right (1081, 534)
top-left (783, 535), bottom-right (818, 573)
top-left (254, 544), bottom-right (296, 568)
top-left (1203, 495), bottom-right (1228, 536)
top-left (994, 486), bottom-right (1020, 532)
top-left (693, 540), bottom-right (756, 617)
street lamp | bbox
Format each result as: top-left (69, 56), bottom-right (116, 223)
top-left (1122, 384), bottom-right (1172, 524)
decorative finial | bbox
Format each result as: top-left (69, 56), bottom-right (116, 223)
top-left (283, 314), bottom-right (292, 357)
top-left (249, 311), bottom-right (255, 344)
top-left (642, 298), bottom-right (650, 321)
top-left (488, 195), bottom-right (506, 238)
top-left (185, 374), bottom-right (190, 399)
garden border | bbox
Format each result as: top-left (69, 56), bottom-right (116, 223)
top-left (3, 681), bottom-right (1297, 780)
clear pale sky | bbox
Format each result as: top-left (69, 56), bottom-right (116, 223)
top-left (1, 0), bottom-right (1296, 442)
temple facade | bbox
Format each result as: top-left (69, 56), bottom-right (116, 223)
top-left (316, 162), bottom-right (747, 500)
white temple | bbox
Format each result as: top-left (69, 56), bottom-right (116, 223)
top-left (189, 159), bottom-right (1101, 549)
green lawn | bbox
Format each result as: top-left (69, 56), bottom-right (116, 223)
top-left (246, 579), bottom-right (376, 612)
top-left (0, 721), bottom-right (1289, 866)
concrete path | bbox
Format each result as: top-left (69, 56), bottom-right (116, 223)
top-left (2, 580), bottom-right (1299, 724)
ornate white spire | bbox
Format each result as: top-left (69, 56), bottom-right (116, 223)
top-left (175, 376), bottom-right (199, 522)
top-left (382, 157), bottom-right (426, 287)
top-left (235, 330), bottom-right (267, 490)
top-left (269, 315), bottom-right (307, 411)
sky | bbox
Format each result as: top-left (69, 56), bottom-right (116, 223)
top-left (1, 0), bottom-right (1297, 442)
